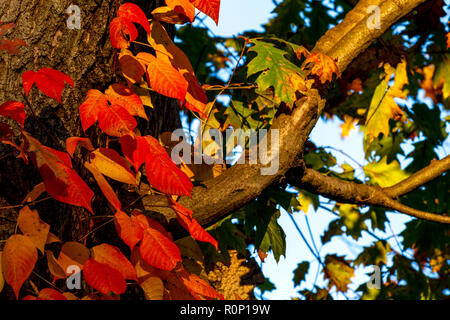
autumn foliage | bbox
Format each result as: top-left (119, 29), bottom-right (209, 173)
top-left (0, 2), bottom-right (223, 300)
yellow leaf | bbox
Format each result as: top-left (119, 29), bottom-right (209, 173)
top-left (365, 60), bottom-right (408, 142)
top-left (363, 156), bottom-right (410, 187)
top-left (17, 206), bottom-right (50, 253)
top-left (90, 148), bottom-right (137, 186)
top-left (323, 255), bottom-right (354, 293)
top-left (140, 276), bottom-right (165, 300)
top-left (340, 115), bottom-right (357, 138)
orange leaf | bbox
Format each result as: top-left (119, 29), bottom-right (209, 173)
top-left (21, 182), bottom-right (45, 204)
top-left (167, 0), bottom-right (196, 22)
top-left (79, 89), bottom-right (109, 132)
top-left (169, 199), bottom-right (218, 249)
top-left (46, 250), bottom-right (67, 279)
top-left (57, 241), bottom-right (90, 273)
top-left (147, 22), bottom-right (207, 115)
top-left (105, 83), bottom-right (148, 120)
top-left (23, 132), bottom-right (94, 213)
top-left (0, 101), bottom-right (26, 128)
top-left (90, 148), bottom-right (136, 185)
top-left (2, 235), bottom-right (38, 299)
top-left (17, 206), bottom-right (50, 253)
top-left (180, 270), bottom-right (224, 300)
top-left (146, 56), bottom-right (189, 101)
top-left (83, 258), bottom-right (127, 295)
top-left (189, 0), bottom-right (221, 24)
top-left (114, 211), bottom-right (144, 251)
top-left (152, 7), bottom-right (192, 25)
top-left (0, 252), bottom-right (4, 294)
top-left (36, 288), bottom-right (67, 300)
top-left (84, 161), bottom-right (122, 212)
top-left (120, 135), bottom-right (193, 196)
top-left (305, 52), bottom-right (340, 84)
top-left (66, 137), bottom-right (94, 157)
top-left (22, 68), bottom-right (74, 103)
top-left (139, 217), bottom-right (182, 271)
top-left (91, 243), bottom-right (137, 281)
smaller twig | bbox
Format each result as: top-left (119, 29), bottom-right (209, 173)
top-left (78, 218), bottom-right (114, 241)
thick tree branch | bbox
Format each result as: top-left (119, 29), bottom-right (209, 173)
top-left (142, 0), bottom-right (428, 229)
top-left (293, 165), bottom-right (450, 224)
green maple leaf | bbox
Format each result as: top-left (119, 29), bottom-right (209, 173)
top-left (246, 39), bottom-right (306, 108)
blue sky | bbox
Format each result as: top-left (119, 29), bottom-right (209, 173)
top-left (192, 0), bottom-right (450, 300)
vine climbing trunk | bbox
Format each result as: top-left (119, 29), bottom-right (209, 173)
top-left (0, 0), bottom-right (180, 241)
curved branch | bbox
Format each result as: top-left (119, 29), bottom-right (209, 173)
top-left (383, 155), bottom-right (450, 198)
top-left (294, 166), bottom-right (450, 224)
top-left (142, 0), bottom-right (427, 229)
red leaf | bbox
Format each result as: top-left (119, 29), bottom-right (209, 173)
top-left (118, 3), bottom-right (151, 33)
top-left (183, 73), bottom-right (208, 116)
top-left (189, 0), bottom-right (221, 24)
top-left (98, 104), bottom-right (137, 137)
top-left (66, 137), bottom-right (94, 157)
top-left (146, 56), bottom-right (189, 102)
top-left (85, 161), bottom-right (122, 211)
top-left (79, 90), bottom-right (137, 137)
top-left (105, 83), bottom-right (148, 120)
top-left (2, 235), bottom-right (38, 299)
top-left (169, 199), bottom-right (218, 249)
top-left (36, 288), bottom-right (67, 300)
top-left (0, 22), bottom-right (26, 54)
top-left (0, 23), bottom-right (15, 37)
top-left (114, 211), bottom-right (144, 250)
top-left (139, 217), bottom-right (182, 271)
top-left (22, 68), bottom-right (74, 103)
top-left (0, 38), bottom-right (27, 55)
top-left (109, 17), bottom-right (138, 49)
top-left (79, 89), bottom-right (109, 132)
top-left (92, 244), bottom-right (137, 281)
top-left (23, 132), bottom-right (94, 213)
top-left (0, 101), bottom-right (26, 127)
top-left (83, 258), bottom-right (127, 295)
top-left (17, 206), bottom-right (50, 253)
top-left (180, 269), bottom-right (224, 300)
top-left (120, 135), bottom-right (193, 196)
